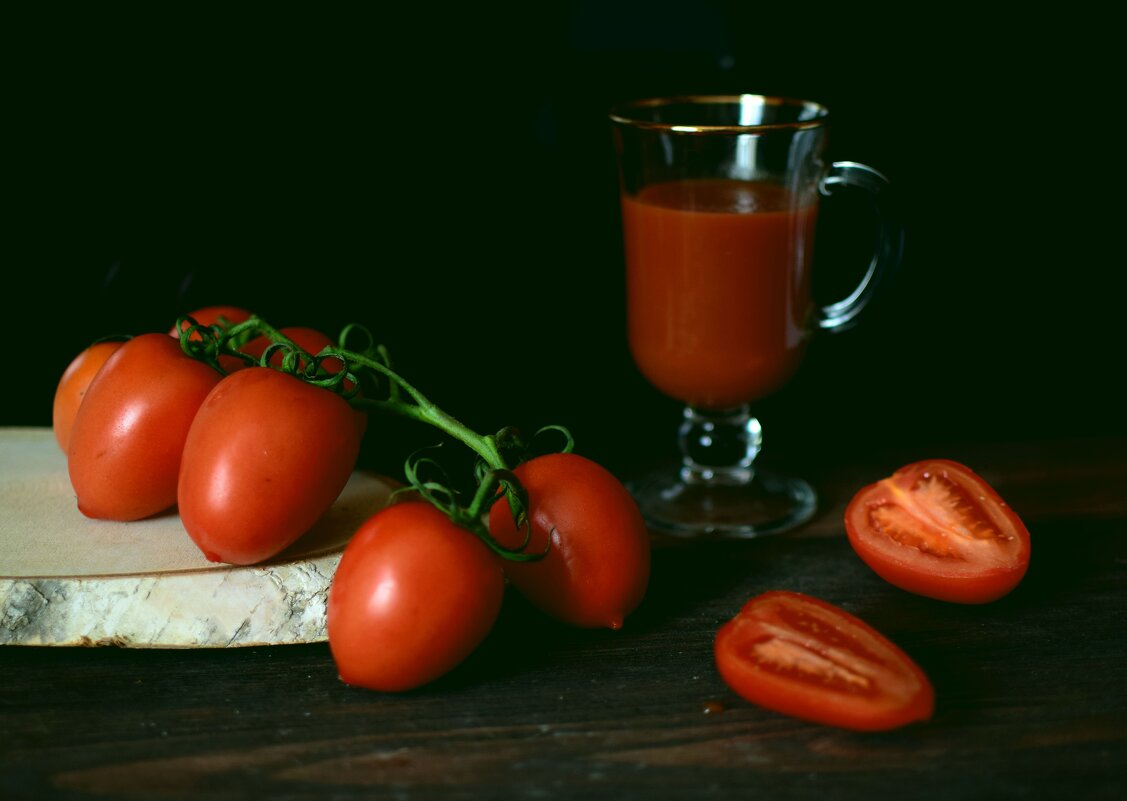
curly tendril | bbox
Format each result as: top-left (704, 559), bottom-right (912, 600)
top-left (174, 316), bottom-right (230, 370)
top-left (394, 449), bottom-right (545, 562)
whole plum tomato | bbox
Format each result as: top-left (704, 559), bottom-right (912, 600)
top-left (177, 366), bottom-right (365, 565)
top-left (52, 340), bottom-right (124, 453)
top-left (327, 501), bottom-right (505, 692)
top-left (488, 452), bottom-right (650, 629)
top-left (67, 333), bottom-right (223, 521)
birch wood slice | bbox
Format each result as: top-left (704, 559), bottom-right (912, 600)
top-left (0, 427), bottom-right (394, 648)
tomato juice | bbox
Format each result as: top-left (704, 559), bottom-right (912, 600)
top-left (622, 179), bottom-right (817, 409)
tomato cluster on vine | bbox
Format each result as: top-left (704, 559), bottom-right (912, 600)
top-left (53, 305), bottom-right (652, 692)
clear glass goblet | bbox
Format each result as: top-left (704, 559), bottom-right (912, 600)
top-left (610, 95), bottom-right (903, 538)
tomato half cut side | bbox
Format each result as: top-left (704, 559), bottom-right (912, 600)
top-left (715, 591), bottom-right (934, 732)
top-left (845, 459), bottom-right (1031, 604)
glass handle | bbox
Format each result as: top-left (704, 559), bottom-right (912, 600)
top-left (816, 160), bottom-right (905, 333)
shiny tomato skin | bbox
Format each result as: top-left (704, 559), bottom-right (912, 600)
top-left (715, 591), bottom-right (935, 732)
top-left (177, 367), bottom-right (364, 565)
top-left (52, 340), bottom-right (124, 453)
top-left (67, 333), bottom-right (223, 521)
top-left (487, 452), bottom-right (650, 630)
top-left (327, 502), bottom-right (505, 692)
top-left (845, 459), bottom-right (1031, 604)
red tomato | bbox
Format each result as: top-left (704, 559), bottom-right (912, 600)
top-left (67, 333), bottom-right (223, 521)
top-left (52, 340), bottom-right (124, 453)
top-left (327, 501), bottom-right (505, 692)
top-left (845, 459), bottom-right (1031, 604)
top-left (177, 366), bottom-right (364, 565)
top-left (487, 452), bottom-right (650, 630)
top-left (715, 591), bottom-right (934, 732)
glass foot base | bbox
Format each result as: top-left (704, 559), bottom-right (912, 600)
top-left (627, 464), bottom-right (817, 539)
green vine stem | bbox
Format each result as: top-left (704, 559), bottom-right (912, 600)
top-left (176, 314), bottom-right (564, 561)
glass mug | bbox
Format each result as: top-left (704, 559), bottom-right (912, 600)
top-left (610, 94), bottom-right (903, 538)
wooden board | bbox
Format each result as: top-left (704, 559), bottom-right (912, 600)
top-left (0, 427), bottom-right (394, 648)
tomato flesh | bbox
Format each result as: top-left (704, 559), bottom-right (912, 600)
top-left (845, 459), bottom-right (1031, 604)
top-left (715, 591), bottom-right (934, 731)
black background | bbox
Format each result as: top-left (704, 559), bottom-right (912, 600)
top-left (6, 4), bottom-right (1119, 482)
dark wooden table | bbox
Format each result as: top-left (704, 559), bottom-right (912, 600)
top-left (3, 436), bottom-right (1125, 801)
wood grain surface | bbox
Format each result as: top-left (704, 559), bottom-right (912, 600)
top-left (2, 436), bottom-right (1125, 800)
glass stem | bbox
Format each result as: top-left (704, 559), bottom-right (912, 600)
top-left (678, 405), bottom-right (762, 486)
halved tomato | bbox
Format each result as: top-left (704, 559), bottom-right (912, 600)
top-left (715, 591), bottom-right (934, 731)
top-left (845, 459), bottom-right (1031, 604)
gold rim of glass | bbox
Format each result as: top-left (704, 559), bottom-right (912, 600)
top-left (608, 94), bottom-right (829, 133)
